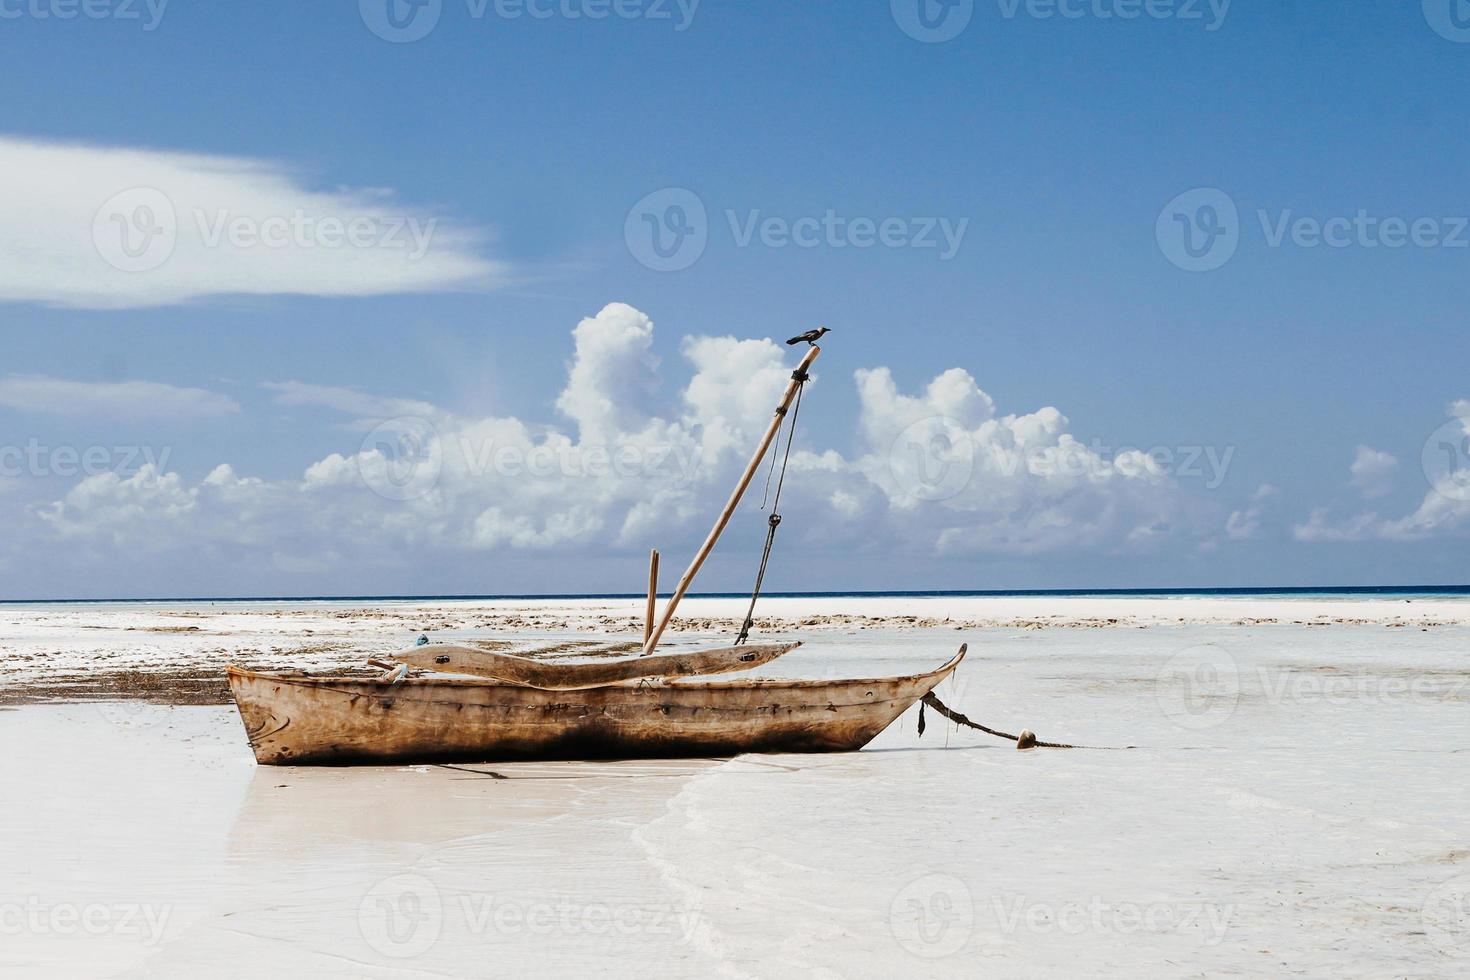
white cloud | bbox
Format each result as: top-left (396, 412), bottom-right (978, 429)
top-left (1294, 404), bottom-right (1470, 543)
top-left (854, 366), bottom-right (995, 449)
top-left (1349, 446), bottom-right (1397, 498)
top-left (263, 381), bottom-right (435, 420)
top-left (847, 365), bottom-right (1191, 554)
top-left (1226, 484), bottom-right (1278, 540)
top-left (0, 136), bottom-right (502, 310)
top-left (1292, 508), bottom-right (1382, 543)
top-left (41, 465), bottom-right (197, 541)
top-left (680, 334), bottom-right (791, 460)
top-left (20, 303), bottom-right (1216, 578)
top-left (555, 303), bottom-right (662, 439)
top-left (0, 376), bottom-right (240, 419)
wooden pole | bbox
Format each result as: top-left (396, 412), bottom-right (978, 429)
top-left (642, 344), bottom-right (821, 654)
top-left (644, 549), bottom-right (659, 646)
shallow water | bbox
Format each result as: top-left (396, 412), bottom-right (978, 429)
top-left (2, 625), bottom-right (1468, 977)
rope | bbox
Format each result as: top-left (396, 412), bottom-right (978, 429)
top-left (757, 409), bottom-right (784, 509)
top-left (735, 378), bottom-right (805, 645)
top-left (920, 692), bottom-right (1135, 750)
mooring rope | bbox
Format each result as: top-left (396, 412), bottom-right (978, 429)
top-left (920, 692), bottom-right (1135, 750)
top-left (735, 371), bottom-right (807, 645)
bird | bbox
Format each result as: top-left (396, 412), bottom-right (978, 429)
top-left (786, 326), bottom-right (830, 347)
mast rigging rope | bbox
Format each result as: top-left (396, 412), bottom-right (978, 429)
top-left (735, 372), bottom-right (806, 645)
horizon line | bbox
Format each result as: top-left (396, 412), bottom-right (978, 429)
top-left (2, 584), bottom-right (1469, 605)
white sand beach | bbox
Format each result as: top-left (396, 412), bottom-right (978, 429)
top-left (2, 596), bottom-right (1469, 977)
top-left (3, 594), bottom-right (1469, 700)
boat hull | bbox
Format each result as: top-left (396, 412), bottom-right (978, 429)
top-left (226, 647), bottom-right (965, 766)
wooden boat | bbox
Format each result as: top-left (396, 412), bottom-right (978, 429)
top-left (227, 646), bottom-right (965, 765)
top-left (386, 641), bottom-right (799, 690)
top-left (226, 337), bottom-right (973, 765)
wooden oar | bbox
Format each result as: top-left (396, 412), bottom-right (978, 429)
top-left (387, 641), bottom-right (800, 691)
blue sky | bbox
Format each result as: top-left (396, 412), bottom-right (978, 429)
top-left (1, 1), bottom-right (1469, 598)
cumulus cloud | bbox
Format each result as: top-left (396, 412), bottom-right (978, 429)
top-left (0, 136), bottom-right (502, 309)
top-left (40, 463), bottom-right (301, 558)
top-left (680, 334), bottom-right (791, 460)
top-left (20, 303), bottom-right (1222, 584)
top-left (1226, 484), bottom-right (1278, 540)
top-left (0, 376), bottom-right (239, 419)
top-left (555, 303), bottom-right (663, 439)
top-left (847, 365), bottom-right (1191, 554)
top-left (855, 367), bottom-right (996, 446)
top-left (1294, 402), bottom-right (1470, 542)
top-left (1349, 446), bottom-right (1398, 498)
top-left (1374, 404), bottom-right (1470, 538)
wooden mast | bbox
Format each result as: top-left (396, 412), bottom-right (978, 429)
top-left (642, 343), bottom-right (821, 654)
top-left (643, 549), bottom-right (659, 646)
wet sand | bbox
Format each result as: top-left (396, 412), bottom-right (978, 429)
top-left (2, 600), bottom-right (1469, 976)
top-left (3, 594), bottom-right (1467, 706)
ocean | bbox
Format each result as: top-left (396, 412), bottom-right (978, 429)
top-left (4, 584), bottom-right (1469, 606)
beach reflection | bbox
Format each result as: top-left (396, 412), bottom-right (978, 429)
top-left (220, 755), bottom-right (790, 976)
top-left (229, 755), bottom-right (730, 849)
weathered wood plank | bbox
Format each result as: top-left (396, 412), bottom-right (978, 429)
top-left (388, 641), bottom-right (800, 690)
top-left (226, 644), bottom-right (967, 766)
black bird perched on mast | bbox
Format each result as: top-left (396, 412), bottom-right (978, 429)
top-left (785, 326), bottom-right (830, 347)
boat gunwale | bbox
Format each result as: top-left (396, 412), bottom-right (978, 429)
top-left (385, 640), bottom-right (802, 689)
top-left (225, 645), bottom-right (966, 695)
top-left (400, 640), bottom-right (800, 669)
